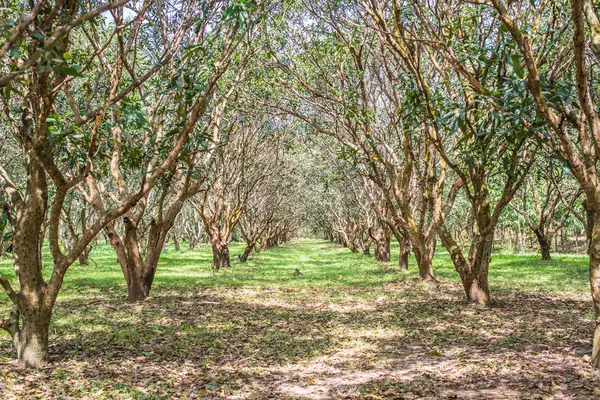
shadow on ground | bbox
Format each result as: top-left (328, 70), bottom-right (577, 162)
top-left (0, 240), bottom-right (599, 399)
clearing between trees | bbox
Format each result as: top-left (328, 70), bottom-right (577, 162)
top-left (0, 239), bottom-right (598, 399)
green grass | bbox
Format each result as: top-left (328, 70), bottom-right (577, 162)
top-left (399, 242), bottom-right (588, 294)
top-left (0, 239), bottom-right (588, 304)
top-left (0, 239), bottom-right (596, 399)
top-left (0, 239), bottom-right (590, 322)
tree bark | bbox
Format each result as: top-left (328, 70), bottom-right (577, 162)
top-left (78, 247), bottom-right (91, 265)
top-left (239, 243), bottom-right (254, 263)
top-left (399, 236), bottom-right (410, 271)
top-left (589, 214), bottom-right (600, 368)
top-left (104, 223), bottom-right (147, 302)
top-left (375, 237), bottom-right (390, 262)
top-left (462, 232), bottom-right (493, 305)
top-left (371, 226), bottom-right (391, 262)
top-left (7, 158), bottom-right (53, 368)
top-left (1, 294), bottom-right (53, 369)
top-left (413, 246), bottom-right (436, 280)
top-left (13, 309), bottom-right (52, 368)
top-left (585, 199), bottom-right (595, 252)
top-left (362, 238), bottom-right (371, 255)
top-left (212, 242), bottom-right (231, 270)
top-left (104, 218), bottom-right (167, 302)
top-left (534, 228), bottom-right (552, 261)
top-left (439, 224), bottom-right (492, 305)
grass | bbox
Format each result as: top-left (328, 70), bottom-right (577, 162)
top-left (0, 240), bottom-right (589, 300)
top-left (0, 239), bottom-right (598, 399)
top-left (392, 241), bottom-right (590, 294)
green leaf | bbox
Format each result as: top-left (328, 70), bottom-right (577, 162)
top-left (510, 54), bottom-right (524, 79)
top-left (52, 65), bottom-right (83, 77)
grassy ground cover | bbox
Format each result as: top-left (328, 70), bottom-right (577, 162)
top-left (0, 239), bottom-right (598, 399)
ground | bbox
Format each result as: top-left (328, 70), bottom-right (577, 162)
top-left (0, 239), bottom-right (599, 399)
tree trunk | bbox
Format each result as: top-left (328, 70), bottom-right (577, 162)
top-left (78, 253), bottom-right (88, 266)
top-left (399, 236), bottom-right (410, 271)
top-left (461, 232), bottom-right (493, 305)
top-left (534, 229), bottom-right (552, 261)
top-left (78, 247), bottom-right (91, 265)
top-left (371, 226), bottom-right (391, 262)
top-left (123, 257), bottom-right (160, 302)
top-left (414, 249), bottom-right (436, 280)
top-left (588, 214), bottom-right (600, 368)
top-left (375, 236), bottom-right (390, 262)
top-left (439, 225), bottom-right (492, 305)
top-left (411, 238), bottom-right (437, 280)
top-left (98, 193), bottom-right (183, 301)
top-left (585, 199), bottom-right (595, 252)
top-left (173, 234), bottom-right (181, 251)
top-left (362, 238), bottom-right (371, 255)
top-left (239, 243), bottom-right (253, 263)
top-left (104, 222), bottom-right (149, 302)
top-left (105, 222), bottom-right (156, 302)
top-left (212, 243), bottom-right (231, 270)
top-left (126, 277), bottom-right (147, 302)
top-left (7, 158), bottom-right (53, 368)
top-left (14, 310), bottom-right (51, 368)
